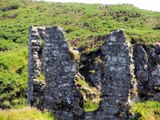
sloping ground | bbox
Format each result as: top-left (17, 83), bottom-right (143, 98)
top-left (0, 107), bottom-right (53, 120)
top-left (0, 48), bottom-right (27, 108)
top-left (0, 101), bottom-right (159, 120)
top-left (0, 0), bottom-right (160, 47)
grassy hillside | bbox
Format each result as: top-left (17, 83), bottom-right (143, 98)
top-left (0, 0), bottom-right (160, 119)
top-left (0, 48), bottom-right (27, 108)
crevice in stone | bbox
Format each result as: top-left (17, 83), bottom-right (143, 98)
top-left (79, 49), bottom-right (102, 89)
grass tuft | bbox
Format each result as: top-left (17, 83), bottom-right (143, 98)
top-left (0, 107), bottom-right (54, 120)
top-left (131, 101), bottom-right (160, 120)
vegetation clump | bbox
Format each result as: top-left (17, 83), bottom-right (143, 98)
top-left (75, 73), bottom-right (100, 112)
top-left (69, 47), bottom-right (80, 61)
top-left (0, 107), bottom-right (54, 120)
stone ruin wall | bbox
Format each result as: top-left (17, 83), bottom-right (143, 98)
top-left (99, 30), bottom-right (135, 119)
top-left (44, 27), bottom-right (83, 119)
top-left (28, 26), bottom-right (160, 120)
top-left (28, 26), bottom-right (44, 107)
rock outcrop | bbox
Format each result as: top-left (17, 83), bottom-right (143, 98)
top-left (134, 43), bottom-right (160, 100)
top-left (2, 5), bottom-right (18, 12)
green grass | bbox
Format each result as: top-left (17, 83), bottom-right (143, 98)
top-left (37, 73), bottom-right (45, 82)
top-left (0, 102), bottom-right (159, 120)
top-left (0, 107), bottom-right (54, 120)
top-left (0, 0), bottom-right (160, 46)
top-left (132, 101), bottom-right (160, 120)
top-left (0, 47), bottom-right (28, 108)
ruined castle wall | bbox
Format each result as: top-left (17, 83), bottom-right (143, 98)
top-left (28, 27), bottom-right (160, 120)
top-left (28, 27), bottom-right (45, 107)
top-left (28, 28), bottom-right (135, 120)
top-left (43, 26), bottom-right (83, 120)
top-left (134, 44), bottom-right (160, 100)
top-left (99, 30), bottom-right (134, 120)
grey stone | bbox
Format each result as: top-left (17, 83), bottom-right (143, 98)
top-left (28, 26), bottom-right (45, 107)
top-left (43, 26), bottom-right (83, 119)
top-left (133, 44), bottom-right (160, 100)
top-left (99, 30), bottom-right (135, 120)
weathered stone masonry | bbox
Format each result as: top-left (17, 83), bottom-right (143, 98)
top-left (28, 27), bottom-right (134, 120)
top-left (99, 30), bottom-right (134, 120)
top-left (28, 26), bottom-right (160, 120)
top-left (28, 26), bottom-right (45, 107)
top-left (44, 26), bottom-right (83, 119)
